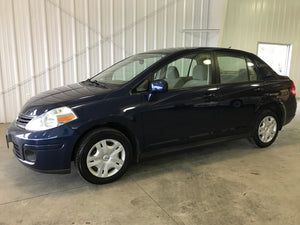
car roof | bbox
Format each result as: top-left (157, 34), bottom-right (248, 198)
top-left (141, 47), bottom-right (255, 57)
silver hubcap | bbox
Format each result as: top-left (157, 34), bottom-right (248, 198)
top-left (86, 139), bottom-right (126, 178)
top-left (258, 116), bottom-right (277, 143)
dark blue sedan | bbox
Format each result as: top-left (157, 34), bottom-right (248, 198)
top-left (6, 48), bottom-right (297, 184)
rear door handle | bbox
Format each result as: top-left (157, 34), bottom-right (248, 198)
top-left (203, 93), bottom-right (218, 100)
top-left (205, 93), bottom-right (216, 98)
top-left (254, 87), bottom-right (264, 92)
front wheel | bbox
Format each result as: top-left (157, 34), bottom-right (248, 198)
top-left (249, 110), bottom-right (279, 148)
top-left (75, 128), bottom-right (132, 184)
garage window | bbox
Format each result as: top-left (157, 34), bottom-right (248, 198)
top-left (257, 43), bottom-right (292, 76)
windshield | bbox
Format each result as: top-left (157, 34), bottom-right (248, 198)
top-left (90, 53), bottom-right (165, 85)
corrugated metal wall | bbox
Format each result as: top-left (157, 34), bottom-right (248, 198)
top-left (219, 0), bottom-right (300, 96)
top-left (0, 0), bottom-right (224, 123)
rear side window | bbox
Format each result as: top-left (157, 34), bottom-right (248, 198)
top-left (254, 58), bottom-right (277, 79)
top-left (217, 55), bottom-right (248, 84)
top-left (246, 58), bottom-right (259, 81)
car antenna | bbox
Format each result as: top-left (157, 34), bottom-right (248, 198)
top-left (228, 46), bottom-right (231, 49)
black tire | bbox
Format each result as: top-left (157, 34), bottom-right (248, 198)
top-left (249, 110), bottom-right (279, 148)
top-left (75, 128), bottom-right (132, 184)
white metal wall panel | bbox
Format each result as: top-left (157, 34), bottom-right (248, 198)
top-left (0, 0), bottom-right (22, 122)
top-left (219, 0), bottom-right (300, 96)
top-left (0, 53), bottom-right (5, 122)
top-left (0, 0), bottom-right (224, 123)
top-left (30, 0), bottom-right (48, 93)
top-left (207, 0), bottom-right (224, 46)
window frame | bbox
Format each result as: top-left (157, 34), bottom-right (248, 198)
top-left (131, 51), bottom-right (217, 94)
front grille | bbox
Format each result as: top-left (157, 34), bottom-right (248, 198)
top-left (13, 143), bottom-right (23, 159)
top-left (16, 114), bottom-right (32, 129)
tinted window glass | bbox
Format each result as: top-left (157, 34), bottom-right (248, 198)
top-left (91, 53), bottom-right (165, 85)
top-left (254, 58), bottom-right (277, 78)
top-left (170, 57), bottom-right (195, 78)
top-left (187, 59), bottom-right (197, 77)
top-left (246, 58), bottom-right (259, 81)
top-left (154, 57), bottom-right (194, 80)
top-left (183, 53), bottom-right (212, 88)
top-left (154, 56), bottom-right (195, 90)
top-left (154, 53), bottom-right (212, 90)
top-left (135, 79), bottom-right (150, 92)
top-left (217, 55), bottom-right (248, 84)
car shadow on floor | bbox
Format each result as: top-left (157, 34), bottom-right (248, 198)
top-left (2, 130), bottom-right (300, 203)
top-left (124, 138), bottom-right (257, 179)
top-left (123, 130), bottom-right (300, 182)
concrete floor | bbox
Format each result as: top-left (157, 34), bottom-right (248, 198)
top-left (0, 104), bottom-right (299, 225)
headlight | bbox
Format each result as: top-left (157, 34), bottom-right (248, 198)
top-left (25, 107), bottom-right (77, 131)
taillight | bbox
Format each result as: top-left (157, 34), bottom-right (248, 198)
top-left (291, 81), bottom-right (296, 96)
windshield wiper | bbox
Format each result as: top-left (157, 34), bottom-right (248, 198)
top-left (87, 79), bottom-right (108, 89)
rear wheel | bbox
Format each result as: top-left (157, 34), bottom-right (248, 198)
top-left (75, 128), bottom-right (132, 184)
top-left (249, 110), bottom-right (279, 148)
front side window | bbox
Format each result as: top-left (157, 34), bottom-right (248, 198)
top-left (91, 53), bottom-right (165, 85)
top-left (217, 54), bottom-right (248, 84)
top-left (183, 54), bottom-right (212, 88)
top-left (154, 52), bottom-right (212, 90)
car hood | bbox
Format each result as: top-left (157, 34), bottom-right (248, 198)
top-left (20, 82), bottom-right (112, 116)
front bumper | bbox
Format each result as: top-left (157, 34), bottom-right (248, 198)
top-left (6, 121), bottom-right (79, 174)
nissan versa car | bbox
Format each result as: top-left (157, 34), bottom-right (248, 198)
top-left (6, 48), bottom-right (297, 184)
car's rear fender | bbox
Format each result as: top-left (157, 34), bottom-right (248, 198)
top-left (254, 101), bottom-right (286, 130)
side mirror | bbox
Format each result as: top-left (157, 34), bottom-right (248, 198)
top-left (150, 79), bottom-right (168, 93)
top-left (148, 79), bottom-right (168, 101)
